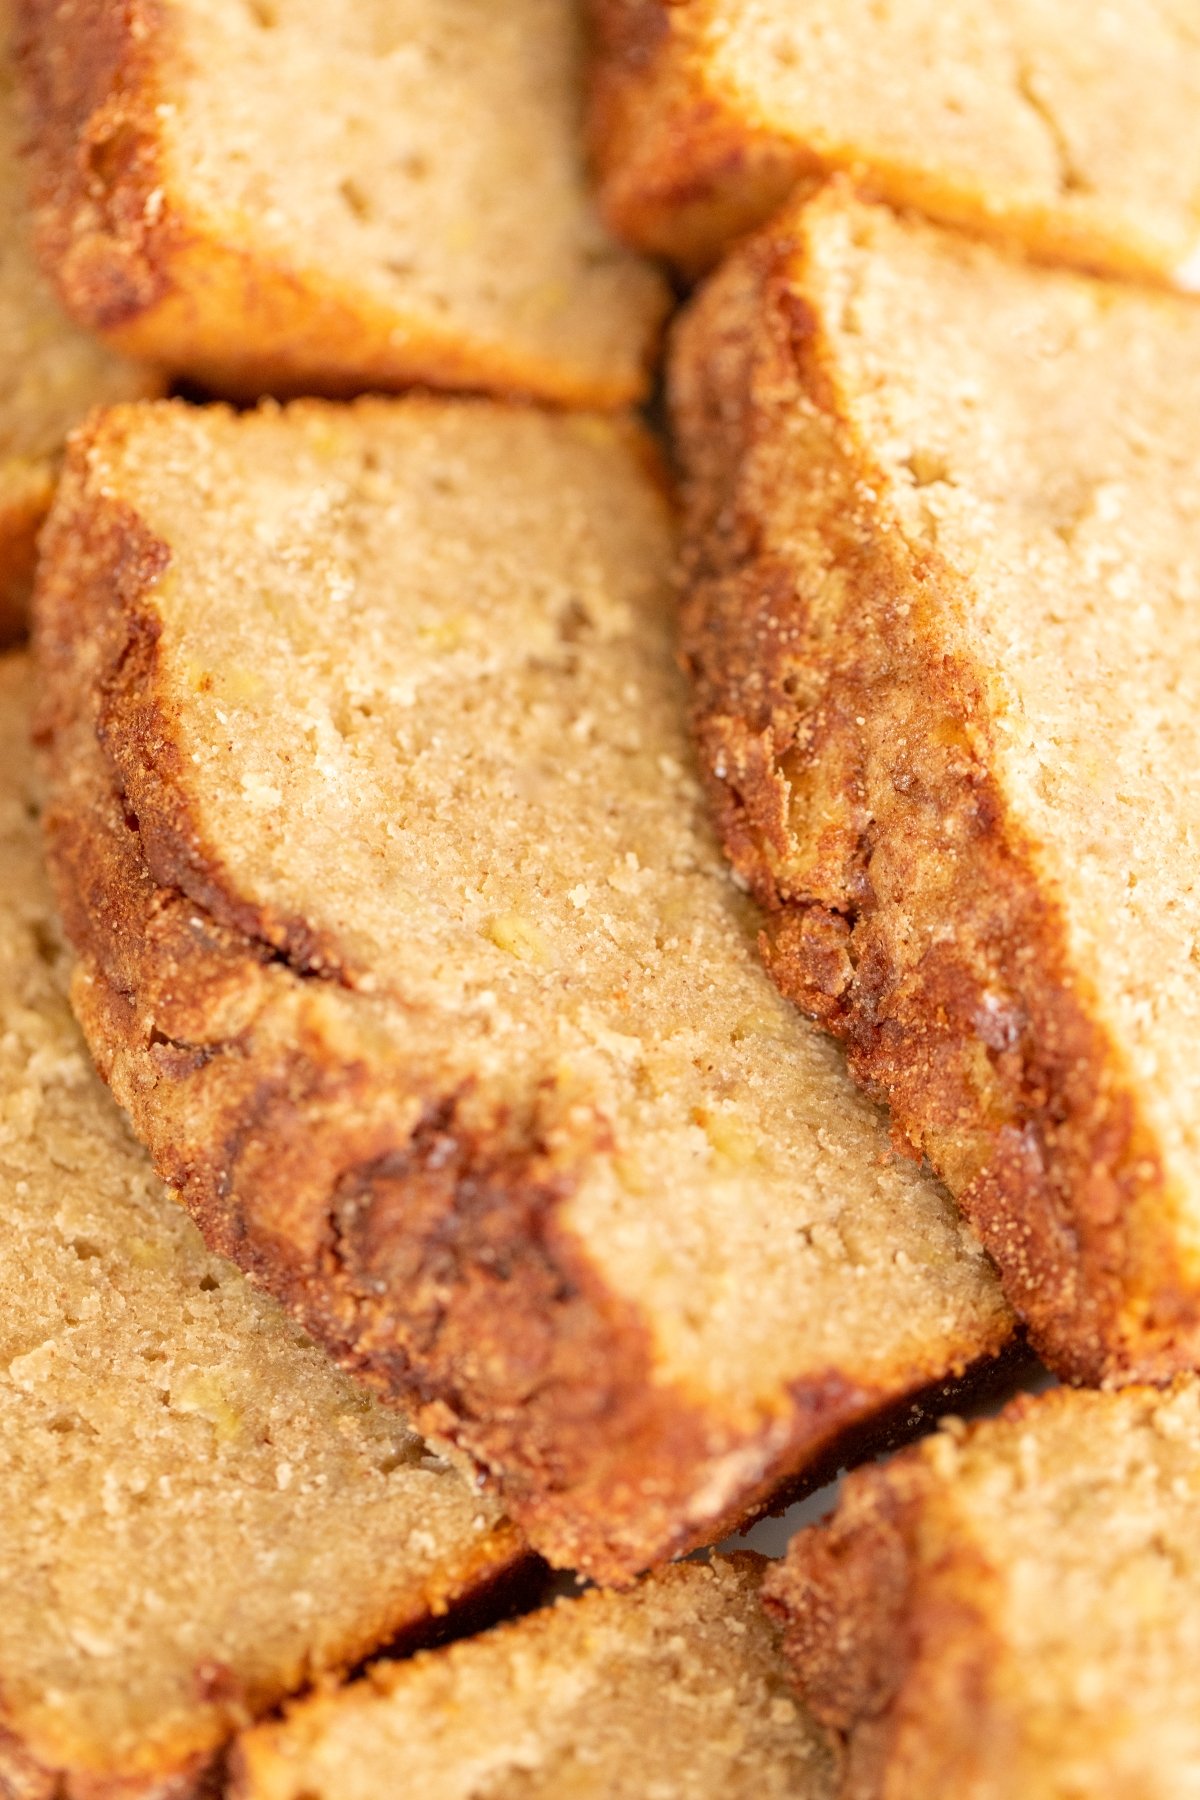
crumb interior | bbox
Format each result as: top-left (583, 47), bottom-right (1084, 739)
top-left (237, 1558), bottom-right (835, 1800)
top-left (0, 654), bottom-right (513, 1780)
top-left (93, 398), bottom-right (1009, 1411)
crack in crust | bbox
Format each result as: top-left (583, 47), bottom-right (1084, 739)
top-left (32, 417), bottom-right (1015, 1582)
top-left (671, 204), bottom-right (1193, 1382)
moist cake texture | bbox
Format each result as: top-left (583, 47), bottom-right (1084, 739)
top-left (673, 182), bottom-right (1200, 1383)
top-left (765, 1382), bottom-right (1200, 1800)
top-left (234, 1557), bottom-right (836, 1800)
top-left (18, 0), bottom-right (669, 407)
top-left (34, 395), bottom-right (1012, 1582)
top-left (0, 2), bottom-right (157, 642)
top-left (589, 0), bottom-right (1200, 281)
top-left (0, 650), bottom-right (522, 1798)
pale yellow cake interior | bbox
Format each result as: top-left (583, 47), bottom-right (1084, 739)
top-left (672, 0), bottom-right (1200, 278)
top-left (83, 397), bottom-right (1009, 1424)
top-left (921, 1386), bottom-right (1200, 1796)
top-left (154, 0), bottom-right (666, 396)
top-left (236, 1558), bottom-right (836, 1800)
top-left (0, 651), bottom-right (516, 1782)
top-left (792, 194), bottom-right (1200, 1269)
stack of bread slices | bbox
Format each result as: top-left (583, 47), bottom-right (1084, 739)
top-left (5, 0), bottom-right (1200, 1792)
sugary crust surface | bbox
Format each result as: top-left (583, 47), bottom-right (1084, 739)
top-left (588, 0), bottom-right (1200, 282)
top-left (33, 395), bottom-right (1012, 1583)
top-left (0, 650), bottom-right (527, 1799)
top-left (233, 1556), bottom-right (836, 1800)
top-left (672, 185), bottom-right (1200, 1382)
top-left (764, 1382), bottom-right (1200, 1800)
top-left (18, 0), bottom-right (668, 407)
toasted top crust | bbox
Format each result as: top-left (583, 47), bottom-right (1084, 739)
top-left (0, 649), bottom-right (521, 1798)
top-left (18, 0), bottom-right (669, 407)
top-left (589, 0), bottom-right (1200, 280)
top-left (0, 2), bottom-right (157, 640)
top-left (672, 182), bottom-right (1200, 1380)
top-left (765, 1382), bottom-right (1200, 1800)
top-left (234, 1556), bottom-right (836, 1800)
top-left (34, 395), bottom-right (1012, 1580)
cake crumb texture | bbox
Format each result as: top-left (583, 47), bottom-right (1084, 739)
top-left (590, 0), bottom-right (1200, 280)
top-left (33, 394), bottom-right (1012, 1583)
top-left (765, 1382), bottom-right (1200, 1800)
top-left (18, 0), bottom-right (669, 406)
top-left (673, 182), bottom-right (1200, 1382)
top-left (0, 649), bottom-right (522, 1797)
top-left (235, 1557), bottom-right (836, 1800)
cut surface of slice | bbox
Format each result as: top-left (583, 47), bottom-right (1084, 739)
top-left (0, 4), bottom-right (158, 642)
top-left (673, 182), bottom-right (1200, 1383)
top-left (34, 395), bottom-right (1012, 1582)
top-left (589, 0), bottom-right (1200, 280)
top-left (0, 649), bottom-right (522, 1799)
top-left (19, 0), bottom-right (668, 407)
top-left (765, 1382), bottom-right (1200, 1800)
top-left (235, 1556), bottom-right (836, 1800)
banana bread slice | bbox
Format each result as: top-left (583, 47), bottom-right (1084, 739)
top-left (0, 648), bottom-right (523, 1799)
top-left (18, 0), bottom-right (668, 408)
top-left (234, 1557), bottom-right (835, 1800)
top-left (590, 0), bottom-right (1200, 281)
top-left (764, 1381), bottom-right (1200, 1800)
top-left (34, 395), bottom-right (1013, 1583)
top-left (0, 3), bottom-right (158, 643)
top-left (673, 181), bottom-right (1200, 1384)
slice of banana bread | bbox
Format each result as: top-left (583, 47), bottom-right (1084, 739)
top-left (590, 0), bottom-right (1200, 280)
top-left (18, 0), bottom-right (668, 408)
top-left (34, 395), bottom-right (1013, 1583)
top-left (235, 1557), bottom-right (835, 1800)
top-left (673, 181), bottom-right (1200, 1384)
top-left (765, 1381), bottom-right (1200, 1800)
top-left (0, 649), bottom-right (523, 1798)
top-left (0, 3), bottom-right (157, 643)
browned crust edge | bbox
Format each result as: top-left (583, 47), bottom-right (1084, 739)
top-left (671, 196), bottom-right (1195, 1383)
top-left (761, 1451), bottom-right (1008, 1800)
top-left (586, 3), bottom-right (1199, 287)
top-left (0, 469), bottom-right (54, 647)
top-left (586, 0), bottom-right (809, 275)
top-left (761, 1381), bottom-right (1187, 1799)
top-left (17, 0), bottom-right (665, 408)
top-left (32, 403), bottom-right (1013, 1583)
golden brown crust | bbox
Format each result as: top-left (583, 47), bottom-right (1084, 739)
top-left (15, 0), bottom-right (173, 338)
top-left (32, 410), bottom-right (1013, 1583)
top-left (0, 466), bottom-right (53, 646)
top-left (762, 1455), bottom-right (1008, 1800)
top-left (587, 0), bottom-right (807, 275)
top-left (763, 1381), bottom-right (1200, 1800)
top-left (0, 1729), bottom-right (214, 1800)
top-left (588, 2), bottom-right (1200, 285)
top-left (671, 199), bottom-right (1191, 1382)
top-left (18, 0), bottom-right (664, 406)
